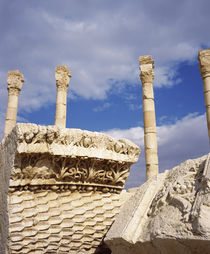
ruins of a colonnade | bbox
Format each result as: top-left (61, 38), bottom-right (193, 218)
top-left (0, 50), bottom-right (209, 254)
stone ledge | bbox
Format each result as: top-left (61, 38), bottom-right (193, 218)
top-left (3, 123), bottom-right (140, 163)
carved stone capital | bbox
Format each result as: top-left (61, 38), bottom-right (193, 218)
top-left (198, 49), bottom-right (210, 79)
top-left (55, 65), bottom-right (71, 90)
top-left (140, 70), bottom-right (154, 84)
top-left (139, 55), bottom-right (154, 84)
top-left (7, 70), bottom-right (24, 95)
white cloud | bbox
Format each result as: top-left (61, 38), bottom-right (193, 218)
top-left (105, 113), bottom-right (209, 188)
top-left (93, 102), bottom-right (111, 112)
top-left (0, 0), bottom-right (210, 114)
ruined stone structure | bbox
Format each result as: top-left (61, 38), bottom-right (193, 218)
top-left (105, 154), bottom-right (210, 254)
top-left (3, 71), bottom-right (24, 138)
top-left (0, 124), bottom-right (140, 253)
top-left (55, 65), bottom-right (71, 128)
top-left (0, 50), bottom-right (209, 254)
top-left (198, 49), bottom-right (210, 144)
top-left (139, 56), bottom-right (159, 180)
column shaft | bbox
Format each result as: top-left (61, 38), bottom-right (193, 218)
top-left (139, 56), bottom-right (159, 180)
top-left (55, 65), bottom-right (71, 128)
top-left (55, 88), bottom-right (68, 127)
top-left (198, 49), bottom-right (210, 144)
top-left (203, 77), bottom-right (210, 140)
top-left (4, 71), bottom-right (24, 138)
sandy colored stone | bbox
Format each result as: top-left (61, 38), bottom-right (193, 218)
top-left (105, 154), bottom-right (210, 254)
top-left (3, 70), bottom-right (24, 138)
top-left (55, 65), bottom-right (71, 128)
top-left (139, 55), bottom-right (159, 180)
top-left (198, 49), bottom-right (210, 143)
top-left (0, 123), bottom-right (140, 253)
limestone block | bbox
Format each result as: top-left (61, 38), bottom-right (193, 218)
top-left (0, 123), bottom-right (140, 253)
top-left (105, 154), bottom-right (210, 254)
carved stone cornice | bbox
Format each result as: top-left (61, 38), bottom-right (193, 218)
top-left (4, 124), bottom-right (140, 193)
top-left (198, 49), bottom-right (210, 79)
top-left (139, 55), bottom-right (154, 84)
top-left (7, 70), bottom-right (24, 95)
top-left (10, 153), bottom-right (131, 193)
top-left (55, 65), bottom-right (71, 90)
top-left (11, 124), bottom-right (140, 162)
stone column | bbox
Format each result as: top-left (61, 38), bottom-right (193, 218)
top-left (198, 49), bottom-right (210, 144)
top-left (55, 65), bottom-right (71, 128)
top-left (139, 55), bottom-right (159, 180)
top-left (3, 70), bottom-right (24, 138)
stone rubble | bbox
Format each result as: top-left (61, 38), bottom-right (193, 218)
top-left (105, 154), bottom-right (210, 254)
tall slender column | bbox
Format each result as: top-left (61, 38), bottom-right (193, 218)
top-left (198, 49), bottom-right (210, 144)
top-left (139, 55), bottom-right (159, 180)
top-left (55, 65), bottom-right (71, 128)
top-left (4, 70), bottom-right (24, 138)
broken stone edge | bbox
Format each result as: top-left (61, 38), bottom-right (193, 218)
top-left (105, 154), bottom-right (210, 254)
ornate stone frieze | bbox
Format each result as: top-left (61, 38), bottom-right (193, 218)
top-left (10, 153), bottom-right (131, 193)
top-left (147, 156), bottom-right (207, 222)
top-left (4, 123), bottom-right (140, 193)
top-left (7, 70), bottom-right (24, 95)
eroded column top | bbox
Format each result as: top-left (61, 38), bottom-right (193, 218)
top-left (198, 49), bottom-right (210, 79)
top-left (55, 65), bottom-right (71, 90)
top-left (139, 55), bottom-right (154, 83)
top-left (7, 70), bottom-right (24, 95)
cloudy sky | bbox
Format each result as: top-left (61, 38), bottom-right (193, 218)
top-left (0, 0), bottom-right (209, 188)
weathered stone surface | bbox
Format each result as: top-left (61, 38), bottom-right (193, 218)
top-left (8, 190), bottom-right (131, 253)
top-left (105, 154), bottom-right (210, 254)
top-left (0, 123), bottom-right (140, 253)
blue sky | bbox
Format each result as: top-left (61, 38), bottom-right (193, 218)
top-left (0, 0), bottom-right (209, 188)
